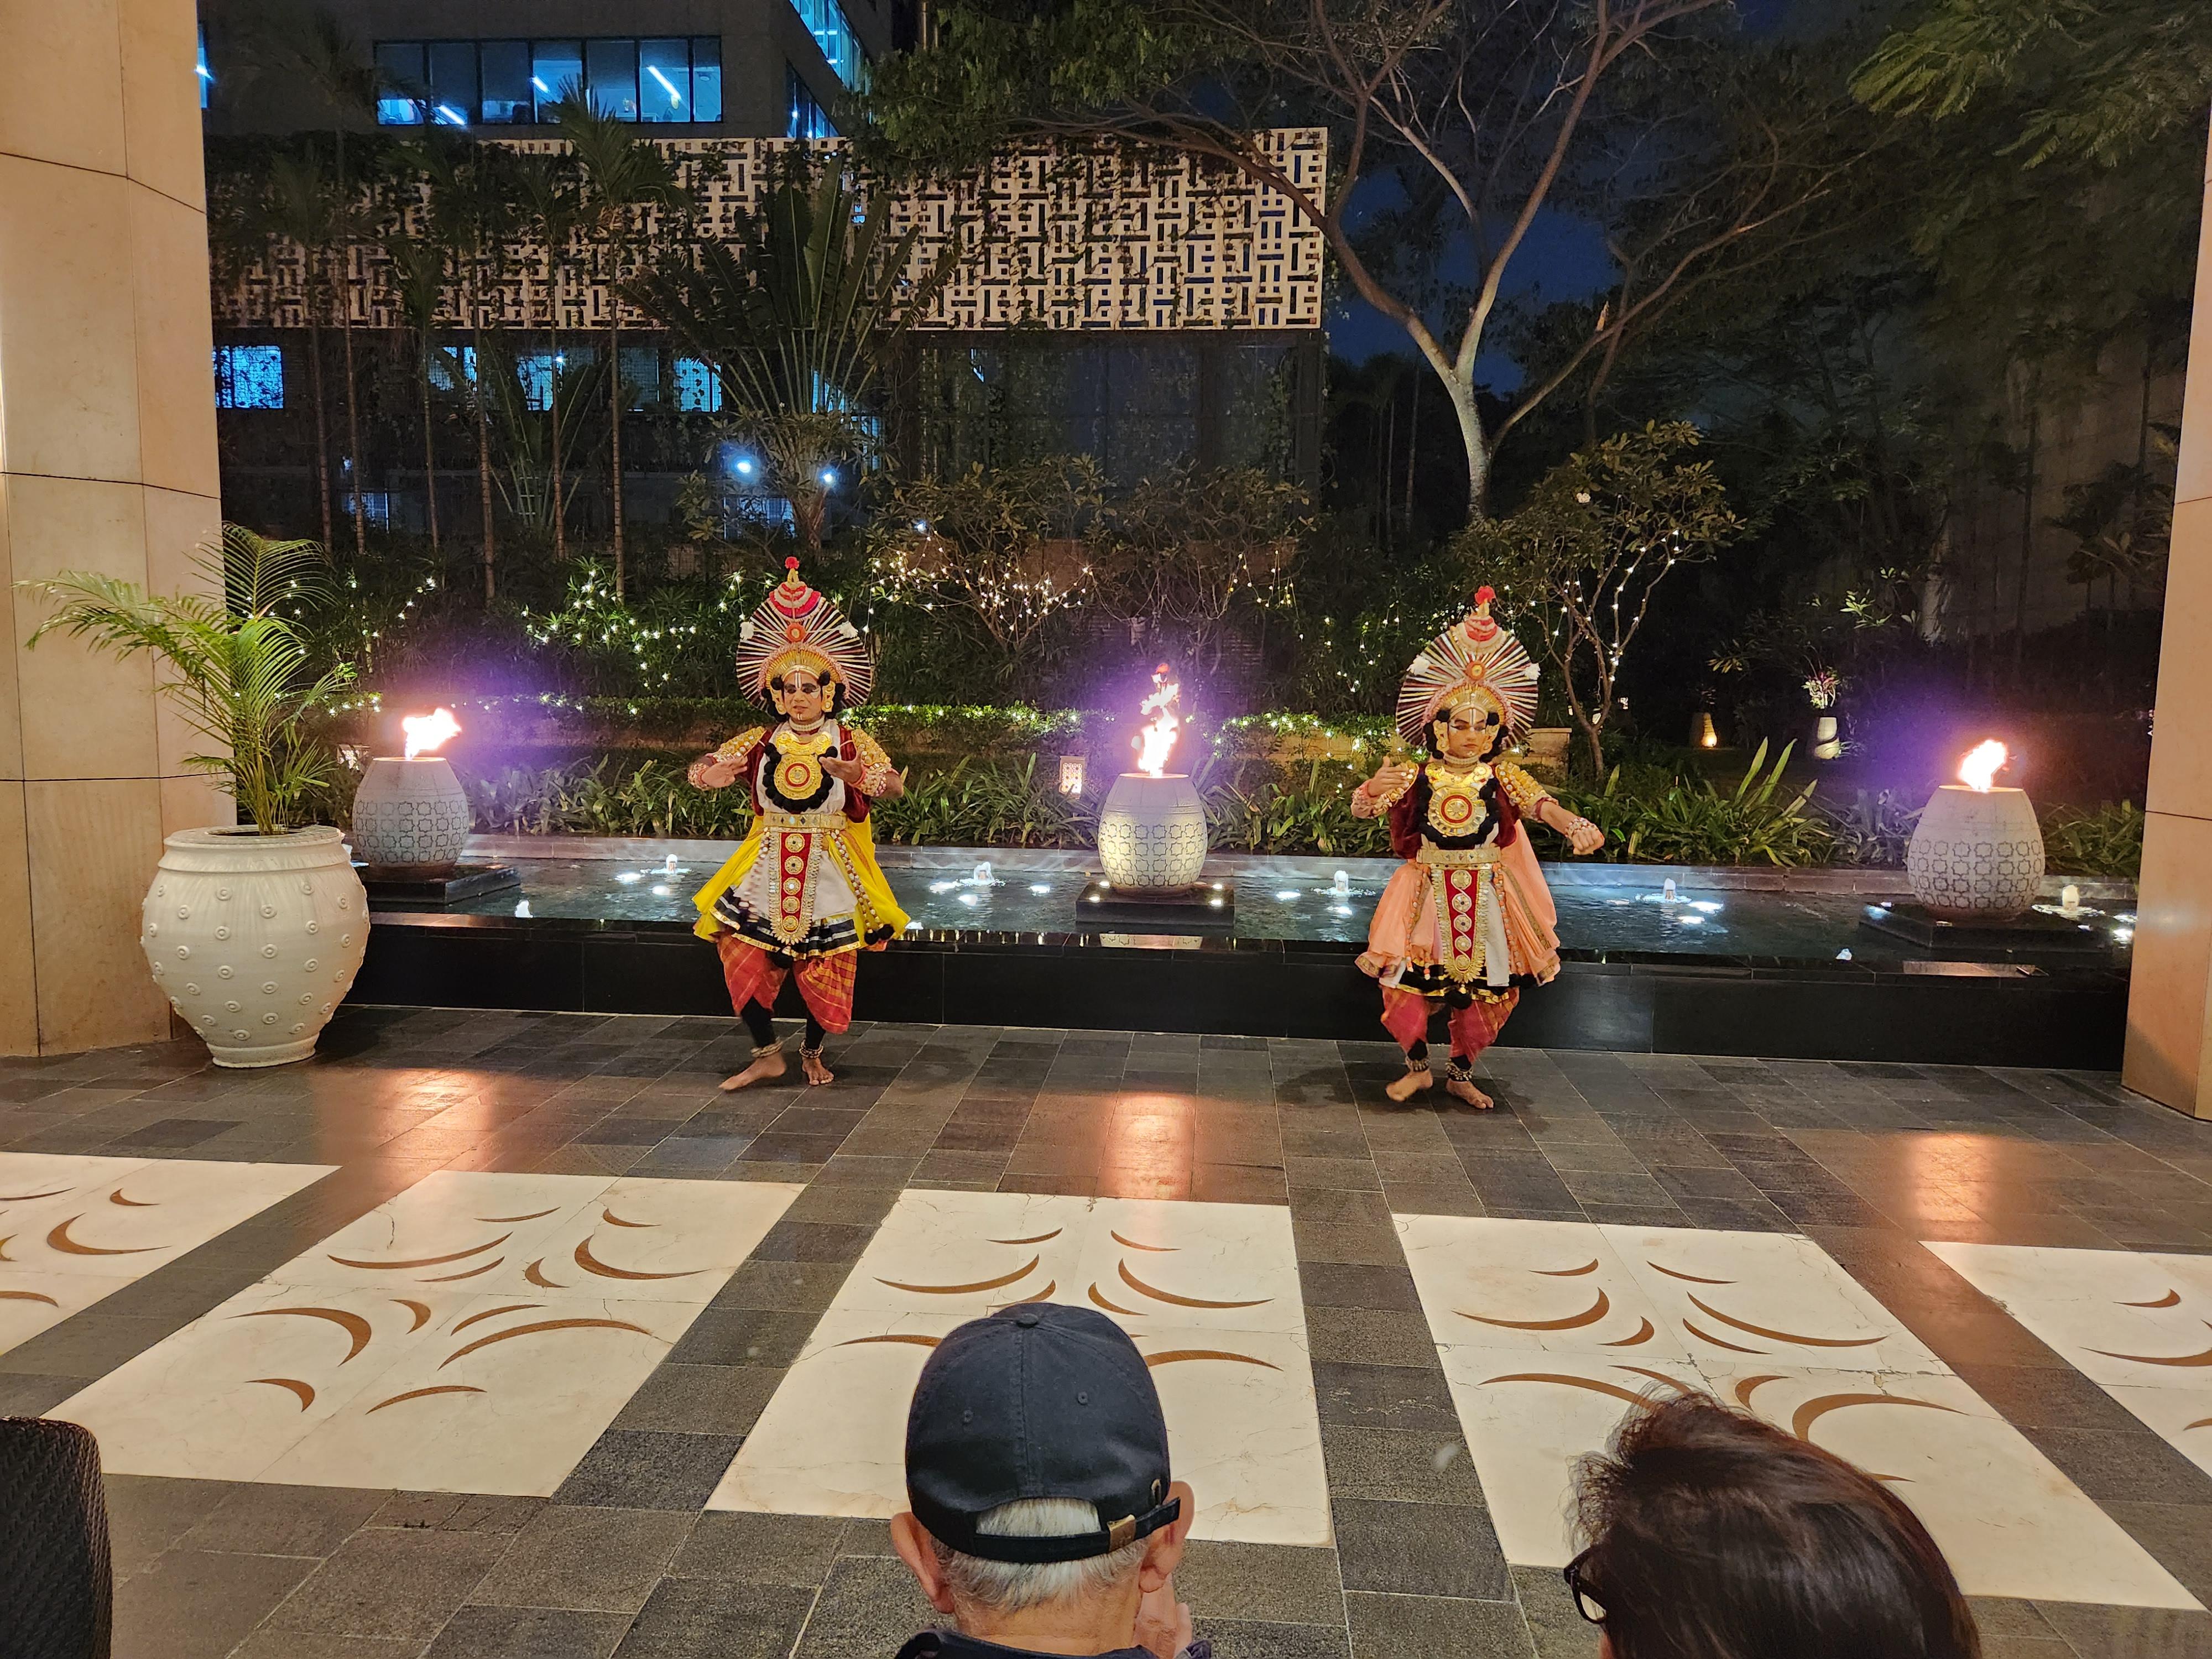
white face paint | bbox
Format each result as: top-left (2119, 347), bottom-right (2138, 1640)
top-left (1436, 702), bottom-right (1501, 763)
top-left (774, 670), bottom-right (829, 730)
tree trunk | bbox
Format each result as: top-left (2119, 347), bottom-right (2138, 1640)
top-left (335, 128), bottom-right (366, 557)
top-left (608, 323), bottom-right (625, 594)
top-left (548, 265), bottom-right (566, 563)
top-left (420, 336), bottom-right (440, 554)
top-left (2013, 407), bottom-right (2038, 680)
top-left (341, 296), bottom-right (366, 556)
top-left (1439, 371), bottom-right (1493, 524)
top-left (475, 328), bottom-right (496, 602)
top-left (307, 315), bottom-right (332, 549)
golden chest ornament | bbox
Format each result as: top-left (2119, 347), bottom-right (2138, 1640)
top-left (1425, 761), bottom-right (1493, 839)
top-left (770, 728), bottom-right (838, 800)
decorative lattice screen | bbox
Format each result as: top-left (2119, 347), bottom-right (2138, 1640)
top-left (216, 129), bottom-right (1327, 334)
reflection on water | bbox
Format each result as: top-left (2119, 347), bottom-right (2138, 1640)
top-left (415, 843), bottom-right (2131, 968)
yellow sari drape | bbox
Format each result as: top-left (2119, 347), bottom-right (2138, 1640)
top-left (690, 812), bottom-right (911, 945)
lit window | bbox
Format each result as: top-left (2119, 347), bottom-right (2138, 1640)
top-left (640, 39), bottom-right (689, 121)
top-left (620, 346), bottom-right (661, 405)
top-left (479, 40), bottom-right (531, 124)
top-left (533, 40), bottom-right (584, 117)
top-left (213, 345), bottom-right (284, 409)
top-left (675, 358), bottom-right (723, 413)
top-left (791, 0), bottom-right (867, 90)
top-left (586, 39), bottom-right (638, 120)
top-left (426, 40), bottom-right (476, 126)
top-left (428, 345), bottom-right (476, 390)
top-left (691, 38), bottom-right (722, 123)
top-left (787, 66), bottom-right (836, 139)
top-left (375, 41), bottom-right (426, 123)
top-left (377, 36), bottom-right (723, 125)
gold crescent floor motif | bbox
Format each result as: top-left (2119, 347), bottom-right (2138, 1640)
top-left (1684, 1292), bottom-right (1879, 1349)
top-left (453, 1301), bottom-right (542, 1334)
top-left (1459, 1289), bottom-right (1611, 1332)
top-left (107, 1191), bottom-right (158, 1208)
top-left (393, 1299), bottom-right (432, 1332)
top-left (2121, 1290), bottom-right (2182, 1309)
top-left (46, 1216), bottom-right (161, 1256)
top-left (0, 1288), bottom-right (60, 1308)
top-left (2085, 1324), bottom-right (2212, 1368)
top-left (574, 1235), bottom-right (701, 1282)
top-left (235, 1306), bottom-right (375, 1363)
top-left (1089, 1283), bottom-right (1145, 1316)
top-left (328, 1233), bottom-right (511, 1271)
top-left (368, 1384), bottom-right (486, 1415)
top-left (879, 1256), bottom-right (1041, 1296)
top-left (1117, 1261), bottom-right (1271, 1310)
top-left (1144, 1349), bottom-right (1279, 1370)
top-left (990, 1230), bottom-right (1063, 1246)
top-left (1535, 1260), bottom-right (1600, 1277)
top-left (440, 1316), bottom-right (659, 1369)
top-left (1110, 1231), bottom-right (1174, 1253)
top-left (247, 1377), bottom-right (316, 1410)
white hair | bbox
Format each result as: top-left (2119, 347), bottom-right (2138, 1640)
top-left (931, 1498), bottom-right (1149, 1616)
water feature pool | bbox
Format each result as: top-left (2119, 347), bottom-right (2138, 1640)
top-left (422, 836), bottom-right (2134, 969)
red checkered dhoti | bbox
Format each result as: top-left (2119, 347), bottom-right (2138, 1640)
top-left (1381, 984), bottom-right (1519, 1060)
top-left (716, 934), bottom-right (858, 1034)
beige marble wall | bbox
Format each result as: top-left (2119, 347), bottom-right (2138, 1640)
top-left (2125, 118), bottom-right (2212, 1115)
top-left (0, 0), bottom-right (227, 1056)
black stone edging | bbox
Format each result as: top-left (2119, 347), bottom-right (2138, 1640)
top-left (348, 912), bottom-right (2126, 1068)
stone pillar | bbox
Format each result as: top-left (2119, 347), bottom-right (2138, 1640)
top-left (1, 0), bottom-right (229, 1056)
top-left (2125, 116), bottom-right (2212, 1114)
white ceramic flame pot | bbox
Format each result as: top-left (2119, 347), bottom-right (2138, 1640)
top-left (142, 827), bottom-right (369, 1067)
top-left (350, 755), bottom-right (471, 870)
top-left (1097, 773), bottom-right (1208, 892)
top-left (1906, 784), bottom-right (2045, 921)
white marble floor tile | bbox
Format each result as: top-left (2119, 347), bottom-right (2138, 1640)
top-left (712, 1193), bottom-right (1328, 1545)
top-left (1397, 1215), bottom-right (1687, 1361)
top-left (1436, 1344), bottom-right (1703, 1567)
top-left (0, 1153), bottom-right (331, 1353)
top-left (52, 1172), bottom-right (800, 1495)
top-left (276, 1171), bottom-right (614, 1292)
top-left (1407, 1215), bottom-right (2200, 1609)
top-left (1603, 1225), bottom-right (1947, 1376)
top-left (1929, 1241), bottom-right (2212, 1481)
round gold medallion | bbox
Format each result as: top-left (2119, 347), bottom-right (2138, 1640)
top-left (775, 755), bottom-right (821, 797)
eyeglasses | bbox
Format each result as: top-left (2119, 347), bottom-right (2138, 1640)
top-left (1562, 1547), bottom-right (1608, 1624)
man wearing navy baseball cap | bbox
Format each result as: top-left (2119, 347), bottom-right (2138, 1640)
top-left (890, 1304), bottom-right (1203, 1659)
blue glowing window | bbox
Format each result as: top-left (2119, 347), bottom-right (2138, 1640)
top-left (428, 345), bottom-right (476, 390)
top-left (213, 345), bottom-right (284, 409)
top-left (675, 358), bottom-right (723, 413)
top-left (197, 25), bottom-right (213, 108)
top-left (787, 66), bottom-right (836, 139)
top-left (790, 0), bottom-right (866, 90)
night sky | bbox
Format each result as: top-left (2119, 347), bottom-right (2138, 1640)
top-left (1328, 0), bottom-right (1809, 375)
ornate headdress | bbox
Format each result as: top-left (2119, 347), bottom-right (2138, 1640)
top-left (735, 557), bottom-right (875, 707)
top-left (1395, 586), bottom-right (1540, 746)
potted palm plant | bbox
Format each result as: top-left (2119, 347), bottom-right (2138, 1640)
top-left (21, 526), bottom-right (371, 1067)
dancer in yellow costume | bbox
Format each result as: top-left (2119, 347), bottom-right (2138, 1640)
top-left (689, 558), bottom-right (910, 1089)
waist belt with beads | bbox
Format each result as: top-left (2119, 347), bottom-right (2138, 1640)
top-left (1415, 844), bottom-right (1503, 868)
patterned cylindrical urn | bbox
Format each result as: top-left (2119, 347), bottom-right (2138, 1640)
top-left (350, 756), bottom-right (471, 872)
top-left (1906, 784), bottom-right (2045, 921)
top-left (142, 827), bottom-right (369, 1067)
top-left (1097, 773), bottom-right (1208, 893)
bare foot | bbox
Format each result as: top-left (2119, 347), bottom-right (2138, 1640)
top-left (720, 1048), bottom-right (787, 1091)
top-left (1385, 1066), bottom-right (1433, 1103)
top-left (1445, 1077), bottom-right (1494, 1110)
top-left (801, 1051), bottom-right (835, 1087)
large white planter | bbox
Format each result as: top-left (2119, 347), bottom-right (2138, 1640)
top-left (1097, 773), bottom-right (1208, 892)
top-left (350, 755), bottom-right (471, 870)
top-left (1906, 785), bottom-right (2045, 921)
top-left (142, 827), bottom-right (369, 1067)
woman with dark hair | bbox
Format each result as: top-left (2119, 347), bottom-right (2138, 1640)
top-left (1567, 1392), bottom-right (1980, 1659)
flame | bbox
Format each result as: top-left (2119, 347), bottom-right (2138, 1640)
top-left (1134, 665), bottom-right (1181, 778)
top-left (1957, 739), bottom-right (2007, 793)
top-left (402, 707), bottom-right (462, 760)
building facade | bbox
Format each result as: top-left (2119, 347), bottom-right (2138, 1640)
top-left (198, 0), bottom-right (914, 142)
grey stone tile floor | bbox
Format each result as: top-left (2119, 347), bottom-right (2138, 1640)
top-left (3, 1005), bottom-right (2212, 1657)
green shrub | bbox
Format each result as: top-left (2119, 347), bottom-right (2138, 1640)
top-left (2041, 800), bottom-right (2144, 879)
top-left (1559, 742), bottom-right (1835, 867)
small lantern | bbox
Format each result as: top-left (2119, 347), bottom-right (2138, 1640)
top-left (1058, 754), bottom-right (1087, 795)
top-left (1691, 712), bottom-right (1719, 749)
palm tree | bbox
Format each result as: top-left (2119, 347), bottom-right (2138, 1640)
top-left (628, 155), bottom-right (963, 549)
top-left (272, 9), bottom-right (383, 558)
top-left (257, 153), bottom-right (341, 549)
top-left (512, 153), bottom-right (585, 563)
top-left (559, 100), bottom-right (687, 597)
top-left (413, 138), bottom-right (519, 600)
top-left (383, 231), bottom-right (449, 554)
